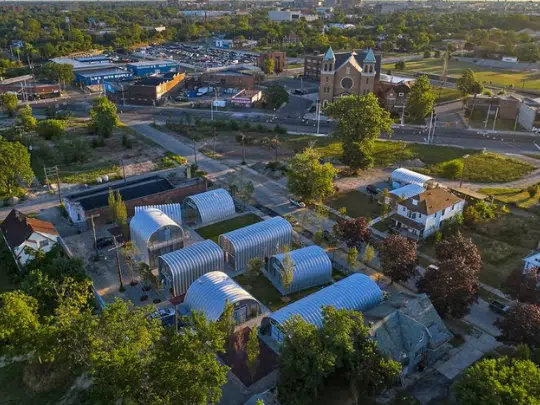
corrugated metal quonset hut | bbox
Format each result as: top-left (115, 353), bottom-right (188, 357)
top-left (389, 184), bottom-right (426, 201)
top-left (218, 217), bottom-right (293, 273)
top-left (184, 271), bottom-right (261, 323)
top-left (183, 188), bottom-right (235, 226)
top-left (391, 168), bottom-right (434, 190)
top-left (266, 245), bottom-right (333, 295)
top-left (260, 274), bottom-right (383, 345)
top-left (129, 208), bottom-right (184, 268)
top-left (158, 240), bottom-right (224, 297)
top-left (135, 203), bottom-right (182, 226)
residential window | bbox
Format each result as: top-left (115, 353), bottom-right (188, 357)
top-left (398, 92), bottom-right (404, 97)
top-left (442, 209), bottom-right (446, 215)
top-left (366, 78), bottom-right (369, 84)
top-left (407, 211), bottom-right (417, 219)
top-left (326, 76), bottom-right (329, 82)
top-left (346, 66), bottom-right (350, 74)
top-left (39, 240), bottom-right (49, 248)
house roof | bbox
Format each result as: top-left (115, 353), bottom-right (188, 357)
top-left (0, 209), bottom-right (58, 249)
top-left (399, 188), bottom-right (463, 216)
top-left (390, 213), bottom-right (425, 231)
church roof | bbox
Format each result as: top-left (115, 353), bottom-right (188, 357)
top-left (323, 47), bottom-right (335, 60)
top-left (364, 48), bottom-right (376, 63)
top-left (333, 50), bottom-right (382, 79)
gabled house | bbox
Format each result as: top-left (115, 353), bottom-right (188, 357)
top-left (390, 188), bottom-right (465, 240)
top-left (0, 209), bottom-right (60, 267)
top-left (523, 251), bottom-right (540, 273)
top-left (384, 80), bottom-right (412, 113)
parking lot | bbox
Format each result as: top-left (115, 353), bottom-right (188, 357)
top-left (133, 43), bottom-right (258, 71)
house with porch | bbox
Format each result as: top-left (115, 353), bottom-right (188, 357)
top-left (389, 188), bottom-right (464, 240)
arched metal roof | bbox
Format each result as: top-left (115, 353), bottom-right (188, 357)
top-left (135, 203), bottom-right (182, 225)
top-left (129, 208), bottom-right (181, 246)
top-left (218, 217), bottom-right (293, 272)
top-left (389, 184), bottom-right (426, 200)
top-left (184, 271), bottom-right (259, 322)
top-left (268, 246), bottom-right (332, 295)
top-left (392, 168), bottom-right (433, 188)
top-left (265, 273), bottom-right (383, 328)
top-left (159, 240), bottom-right (224, 297)
top-left (183, 189), bottom-right (235, 225)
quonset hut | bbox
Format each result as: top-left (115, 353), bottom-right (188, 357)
top-left (183, 188), bottom-right (236, 226)
top-left (218, 217), bottom-right (293, 273)
top-left (391, 168), bottom-right (434, 190)
top-left (260, 274), bottom-right (383, 345)
top-left (129, 208), bottom-right (184, 268)
top-left (158, 240), bottom-right (224, 297)
top-left (184, 271), bottom-right (261, 323)
top-left (266, 245), bottom-right (332, 295)
top-left (135, 203), bottom-right (182, 226)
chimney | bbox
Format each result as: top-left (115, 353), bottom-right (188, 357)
top-left (412, 199), bottom-right (418, 206)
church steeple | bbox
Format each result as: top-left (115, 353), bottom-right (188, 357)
top-left (322, 47), bottom-right (335, 72)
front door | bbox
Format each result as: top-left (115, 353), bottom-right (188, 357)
top-left (234, 305), bottom-right (248, 324)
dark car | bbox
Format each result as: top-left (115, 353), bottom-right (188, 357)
top-left (96, 237), bottom-right (114, 250)
top-left (489, 300), bottom-right (510, 315)
top-left (366, 184), bottom-right (380, 195)
top-left (149, 308), bottom-right (176, 327)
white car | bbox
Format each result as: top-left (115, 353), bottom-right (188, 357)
top-left (289, 198), bottom-right (306, 208)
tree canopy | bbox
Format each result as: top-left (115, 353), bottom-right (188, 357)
top-left (90, 96), bottom-right (120, 138)
top-left (0, 138), bottom-right (34, 195)
top-left (406, 75), bottom-right (435, 122)
top-left (496, 302), bottom-right (540, 349)
top-left (263, 84), bottom-right (289, 110)
top-left (457, 69), bottom-right (484, 96)
top-left (378, 234), bottom-right (417, 283)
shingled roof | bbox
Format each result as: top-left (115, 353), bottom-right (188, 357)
top-left (399, 188), bottom-right (463, 216)
top-left (0, 209), bottom-right (58, 249)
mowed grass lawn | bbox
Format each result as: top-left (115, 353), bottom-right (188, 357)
top-left (326, 190), bottom-right (383, 219)
top-left (382, 57), bottom-right (540, 91)
top-left (195, 213), bottom-right (262, 242)
top-left (479, 187), bottom-right (539, 209)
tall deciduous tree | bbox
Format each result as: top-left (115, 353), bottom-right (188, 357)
top-left (435, 232), bottom-right (482, 274)
top-left (0, 92), bottom-right (18, 116)
top-left (263, 84), bottom-right (289, 109)
top-left (263, 58), bottom-right (275, 75)
top-left (378, 234), bottom-right (417, 283)
top-left (246, 326), bottom-right (260, 381)
top-left (0, 138), bottom-right (34, 195)
top-left (218, 300), bottom-right (236, 349)
top-left (333, 217), bottom-right (371, 248)
top-left (324, 93), bottom-right (393, 171)
top-left (90, 96), bottom-right (119, 138)
top-left (0, 291), bottom-right (41, 355)
top-left (281, 246), bottom-right (295, 291)
top-left (406, 75), bottom-right (436, 122)
top-left (457, 69), bottom-right (484, 96)
top-left (495, 302), bottom-right (540, 348)
top-left (16, 104), bottom-right (37, 131)
top-left (454, 356), bottom-right (540, 405)
top-left (287, 148), bottom-right (337, 203)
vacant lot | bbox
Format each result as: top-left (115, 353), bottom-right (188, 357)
top-left (383, 57), bottom-right (540, 91)
top-left (326, 190), bottom-right (383, 219)
top-left (195, 213), bottom-right (262, 242)
top-left (479, 187), bottom-right (539, 209)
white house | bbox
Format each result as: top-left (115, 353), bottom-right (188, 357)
top-left (523, 251), bottom-right (540, 273)
top-left (390, 188), bottom-right (465, 239)
top-left (0, 209), bottom-right (60, 267)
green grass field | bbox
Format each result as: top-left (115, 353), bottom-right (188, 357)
top-left (195, 213), bottom-right (262, 242)
top-left (479, 187), bottom-right (539, 209)
top-left (326, 190), bottom-right (383, 219)
top-left (435, 86), bottom-right (462, 103)
top-left (383, 57), bottom-right (540, 91)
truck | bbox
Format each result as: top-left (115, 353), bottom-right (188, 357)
top-left (212, 100), bottom-right (226, 108)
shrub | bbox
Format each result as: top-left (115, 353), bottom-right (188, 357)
top-left (228, 120), bottom-right (240, 130)
top-left (527, 184), bottom-right (539, 198)
top-left (441, 160), bottom-right (464, 179)
top-left (36, 119), bottom-right (66, 139)
top-left (122, 134), bottom-right (133, 149)
top-left (423, 50), bottom-right (431, 58)
top-left (274, 124), bottom-right (287, 135)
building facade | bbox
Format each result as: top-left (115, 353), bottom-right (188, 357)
top-left (318, 47), bottom-right (380, 106)
top-left (258, 52), bottom-right (287, 74)
top-left (200, 71), bottom-right (255, 90)
top-left (106, 72), bottom-right (185, 106)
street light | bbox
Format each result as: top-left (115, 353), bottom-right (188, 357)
top-left (459, 154), bottom-right (470, 188)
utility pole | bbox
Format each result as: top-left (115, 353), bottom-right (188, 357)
top-left (459, 154), bottom-right (470, 188)
top-left (109, 235), bottom-right (125, 291)
top-left (400, 103), bottom-right (405, 126)
top-left (44, 165), bottom-right (61, 203)
top-left (87, 214), bottom-right (100, 252)
top-left (316, 100), bottom-right (321, 135)
top-left (152, 100), bottom-right (156, 125)
top-left (484, 102), bottom-right (492, 129)
top-left (212, 126), bottom-right (217, 158)
top-left (120, 158), bottom-right (127, 183)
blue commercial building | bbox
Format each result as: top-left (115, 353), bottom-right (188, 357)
top-left (126, 61), bottom-right (181, 77)
top-left (75, 68), bottom-right (133, 86)
top-left (74, 55), bottom-right (111, 64)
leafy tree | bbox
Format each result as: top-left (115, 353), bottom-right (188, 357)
top-left (347, 247), bottom-right (358, 270)
top-left (434, 50), bottom-right (441, 58)
top-left (423, 50), bottom-right (431, 58)
top-left (218, 300), bottom-right (236, 349)
top-left (435, 232), bottom-right (482, 274)
top-left (363, 243), bottom-right (376, 263)
top-left (313, 230), bottom-right (324, 245)
top-left (114, 190), bottom-right (127, 226)
top-left (378, 235), bottom-right (417, 283)
top-left (454, 356), bottom-right (540, 405)
top-left (0, 291), bottom-right (40, 355)
top-left (41, 62), bottom-right (74, 88)
top-left (504, 267), bottom-right (539, 304)
top-left (495, 302), bottom-right (540, 348)
top-left (287, 148), bottom-right (337, 203)
top-left (333, 217), bottom-right (371, 248)
top-left (380, 188), bottom-right (390, 217)
top-left (90, 96), bottom-right (119, 138)
top-left (0, 92), bottom-right (18, 116)
top-left (0, 138), bottom-right (34, 195)
top-left (406, 75), bottom-right (435, 121)
top-left (247, 257), bottom-right (263, 280)
top-left (246, 326), bottom-right (260, 381)
top-left (281, 246), bottom-right (295, 291)
top-left (16, 104), bottom-right (37, 131)
top-left (324, 94), bottom-right (393, 171)
top-left (263, 58), bottom-right (275, 75)
top-left (457, 69), bottom-right (484, 96)
top-left (394, 60), bottom-right (406, 71)
top-left (262, 84), bottom-right (289, 110)
top-left (139, 263), bottom-right (158, 290)
top-left (108, 188), bottom-right (117, 222)
top-left (37, 119), bottom-right (66, 139)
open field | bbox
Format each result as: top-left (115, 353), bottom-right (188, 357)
top-left (382, 57), bottom-right (540, 91)
top-left (326, 190), bottom-right (383, 219)
top-left (479, 187), bottom-right (539, 209)
top-left (195, 213), bottom-right (262, 242)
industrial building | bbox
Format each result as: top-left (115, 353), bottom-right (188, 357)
top-left (260, 274), bottom-right (383, 345)
top-left (63, 175), bottom-right (206, 225)
top-left (218, 217), bottom-right (293, 273)
top-left (183, 188), bottom-right (236, 226)
top-left (0, 75), bottom-right (61, 100)
top-left (231, 90), bottom-right (262, 108)
top-left (158, 240), bottom-right (224, 297)
top-left (130, 208), bottom-right (184, 268)
top-left (200, 70), bottom-right (255, 90)
top-left (105, 72), bottom-right (185, 105)
top-left (135, 203), bottom-right (182, 226)
top-left (126, 61), bottom-right (181, 77)
top-left (265, 245), bottom-right (333, 295)
top-left (183, 271), bottom-right (261, 323)
top-left (74, 67), bottom-right (133, 86)
top-left (258, 51), bottom-right (287, 74)
top-left (391, 168), bottom-right (434, 190)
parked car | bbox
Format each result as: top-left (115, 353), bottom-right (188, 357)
top-left (289, 198), bottom-right (306, 208)
top-left (96, 237), bottom-right (113, 250)
top-left (366, 184), bottom-right (381, 195)
top-left (149, 308), bottom-right (176, 327)
top-left (489, 300), bottom-right (510, 315)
